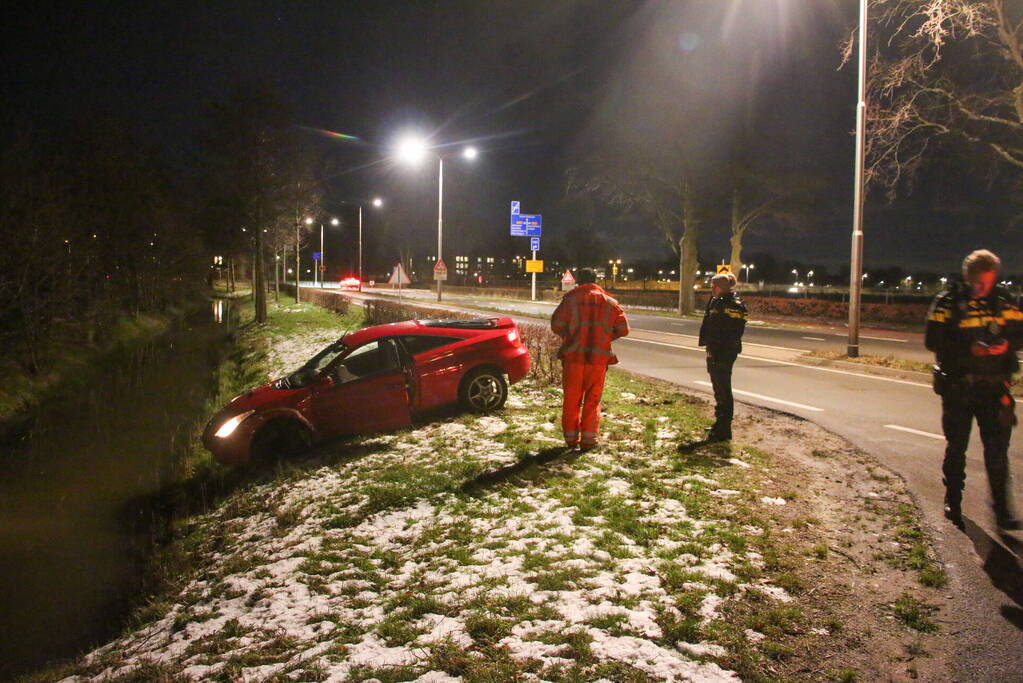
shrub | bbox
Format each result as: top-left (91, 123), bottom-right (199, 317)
top-left (296, 287), bottom-right (350, 316)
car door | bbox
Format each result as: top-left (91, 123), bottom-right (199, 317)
top-left (309, 338), bottom-right (411, 436)
top-left (399, 335), bottom-right (464, 411)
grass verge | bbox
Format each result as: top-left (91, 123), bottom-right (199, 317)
top-left (30, 297), bottom-right (951, 682)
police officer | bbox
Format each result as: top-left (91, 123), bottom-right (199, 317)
top-left (926, 249), bottom-right (1023, 530)
top-left (699, 271), bottom-right (748, 442)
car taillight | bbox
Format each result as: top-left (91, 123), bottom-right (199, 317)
top-left (507, 329), bottom-right (519, 345)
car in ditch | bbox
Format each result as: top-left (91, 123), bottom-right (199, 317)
top-left (203, 317), bottom-right (530, 465)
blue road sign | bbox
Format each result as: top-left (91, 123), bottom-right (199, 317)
top-left (510, 213), bottom-right (542, 237)
top-left (312, 251), bottom-right (322, 261)
top-left (530, 237), bottom-right (540, 251)
top-left (511, 200), bottom-right (520, 216)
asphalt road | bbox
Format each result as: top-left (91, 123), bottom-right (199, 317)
top-left (346, 284), bottom-right (931, 363)
top-left (334, 285), bottom-right (1022, 679)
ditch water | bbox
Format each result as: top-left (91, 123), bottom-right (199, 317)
top-left (0, 299), bottom-right (237, 678)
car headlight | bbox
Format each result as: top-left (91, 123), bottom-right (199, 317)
top-left (214, 409), bottom-right (255, 438)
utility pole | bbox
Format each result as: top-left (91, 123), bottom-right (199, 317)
top-left (847, 0), bottom-right (868, 358)
top-left (437, 156), bottom-right (444, 302)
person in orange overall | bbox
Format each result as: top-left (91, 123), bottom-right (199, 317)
top-left (551, 268), bottom-right (630, 450)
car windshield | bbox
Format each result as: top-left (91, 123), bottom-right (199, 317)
top-left (281, 339), bottom-right (348, 388)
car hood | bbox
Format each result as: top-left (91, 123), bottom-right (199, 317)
top-left (225, 379), bottom-right (300, 412)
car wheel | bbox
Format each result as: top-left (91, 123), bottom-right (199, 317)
top-left (459, 367), bottom-right (508, 413)
top-left (250, 420), bottom-right (310, 464)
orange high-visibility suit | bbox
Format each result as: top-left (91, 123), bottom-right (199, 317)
top-left (551, 282), bottom-right (629, 448)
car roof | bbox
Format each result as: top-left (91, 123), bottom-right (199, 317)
top-left (340, 317), bottom-right (509, 346)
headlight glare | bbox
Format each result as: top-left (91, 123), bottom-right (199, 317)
top-left (214, 409), bottom-right (255, 438)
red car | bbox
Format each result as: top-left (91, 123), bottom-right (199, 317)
top-left (203, 317), bottom-right (530, 465)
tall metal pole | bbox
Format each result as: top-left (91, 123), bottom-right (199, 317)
top-left (319, 222), bottom-right (325, 288)
top-left (358, 204), bottom-right (364, 292)
top-left (531, 249), bottom-right (537, 301)
top-left (847, 0), bottom-right (868, 358)
top-left (295, 221), bottom-right (300, 302)
top-left (437, 156), bottom-right (444, 303)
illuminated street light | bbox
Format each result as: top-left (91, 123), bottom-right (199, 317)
top-left (608, 258), bottom-right (622, 285)
top-left (396, 135), bottom-right (428, 165)
top-left (336, 197), bottom-right (384, 291)
top-left (395, 132), bottom-right (478, 302)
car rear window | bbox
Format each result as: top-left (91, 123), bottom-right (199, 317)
top-left (401, 335), bottom-right (460, 355)
top-left (420, 318), bottom-right (500, 329)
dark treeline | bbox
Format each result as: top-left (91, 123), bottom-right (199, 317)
top-left (0, 83), bottom-right (322, 377)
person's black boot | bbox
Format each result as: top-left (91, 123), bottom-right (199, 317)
top-left (705, 425), bottom-right (732, 443)
top-left (992, 490), bottom-right (1021, 530)
top-left (943, 489), bottom-right (964, 528)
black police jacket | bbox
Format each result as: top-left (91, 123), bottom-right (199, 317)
top-left (925, 282), bottom-right (1023, 378)
top-left (699, 292), bottom-right (748, 355)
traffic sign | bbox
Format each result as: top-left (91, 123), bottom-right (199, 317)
top-left (312, 251), bottom-right (321, 261)
top-left (561, 270), bottom-right (576, 284)
top-left (716, 264), bottom-right (732, 274)
top-left (510, 213), bottom-right (542, 237)
top-left (433, 258), bottom-right (448, 281)
top-left (530, 237), bottom-right (540, 252)
top-left (319, 265), bottom-right (326, 272)
top-left (525, 259), bottom-right (544, 273)
top-left (511, 200), bottom-right (520, 216)
top-left (389, 263), bottom-right (411, 285)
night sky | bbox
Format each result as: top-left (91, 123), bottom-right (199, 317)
top-left (5, 0), bottom-right (1020, 276)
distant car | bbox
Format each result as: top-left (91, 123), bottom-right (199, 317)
top-left (339, 277), bottom-right (361, 290)
top-left (203, 317), bottom-right (531, 465)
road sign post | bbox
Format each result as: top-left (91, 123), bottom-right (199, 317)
top-left (531, 250), bottom-right (537, 301)
top-left (433, 258), bottom-right (448, 292)
top-left (510, 214), bottom-right (542, 237)
top-left (561, 269), bottom-right (575, 291)
top-left (390, 262), bottom-right (411, 305)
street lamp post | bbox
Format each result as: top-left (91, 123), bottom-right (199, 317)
top-left (396, 135), bottom-right (477, 303)
top-left (609, 259), bottom-right (621, 286)
top-left (297, 217), bottom-right (312, 301)
top-left (847, 0), bottom-right (868, 358)
top-left (334, 198), bottom-right (383, 292)
top-left (319, 217), bottom-right (339, 288)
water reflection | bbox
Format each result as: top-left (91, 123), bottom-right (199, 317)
top-left (213, 298), bottom-right (224, 323)
top-left (0, 299), bottom-right (235, 678)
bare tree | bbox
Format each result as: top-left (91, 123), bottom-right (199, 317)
top-left (845, 0), bottom-right (1023, 199)
top-left (569, 160), bottom-right (706, 316)
top-left (198, 84), bottom-right (321, 322)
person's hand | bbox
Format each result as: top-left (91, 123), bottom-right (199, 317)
top-left (971, 340), bottom-right (1008, 356)
top-left (988, 339), bottom-right (1009, 355)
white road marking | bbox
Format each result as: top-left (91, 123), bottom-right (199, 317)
top-left (620, 337), bottom-right (933, 388)
top-left (884, 424), bottom-right (944, 440)
top-left (860, 335), bottom-right (908, 343)
top-left (694, 381), bottom-right (824, 412)
top-left (632, 327), bottom-right (803, 353)
top-left (802, 336), bottom-right (827, 341)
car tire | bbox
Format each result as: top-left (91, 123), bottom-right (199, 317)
top-left (250, 419), bottom-right (310, 464)
top-left (459, 367), bottom-right (508, 413)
